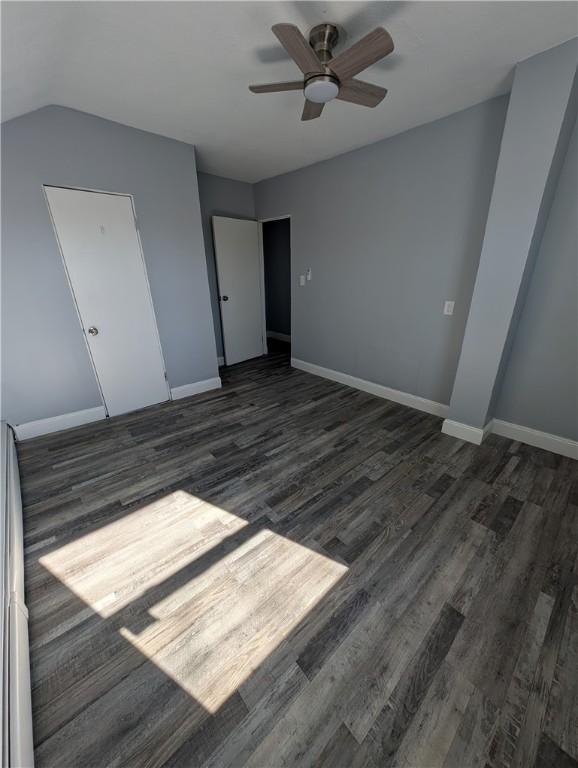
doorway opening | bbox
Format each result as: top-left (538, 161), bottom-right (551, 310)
top-left (212, 215), bottom-right (291, 369)
top-left (262, 216), bottom-right (291, 359)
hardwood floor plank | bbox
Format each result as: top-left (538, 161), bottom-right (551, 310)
top-left (544, 584), bottom-right (578, 760)
top-left (389, 661), bottom-right (473, 768)
top-left (362, 602), bottom-right (464, 766)
top-left (534, 733), bottom-right (578, 768)
top-left (487, 590), bottom-right (554, 768)
top-left (315, 723), bottom-right (373, 768)
top-left (203, 663), bottom-right (309, 768)
top-left (447, 502), bottom-right (549, 708)
top-left (296, 588), bottom-right (371, 679)
top-left (343, 520), bottom-right (485, 744)
top-left (488, 496), bottom-right (523, 541)
top-left (506, 583), bottom-right (576, 768)
top-left (443, 686), bottom-right (498, 768)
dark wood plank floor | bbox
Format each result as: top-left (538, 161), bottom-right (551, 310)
top-left (19, 349), bottom-right (578, 768)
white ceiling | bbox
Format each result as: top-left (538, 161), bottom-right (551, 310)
top-left (2, 2), bottom-right (577, 182)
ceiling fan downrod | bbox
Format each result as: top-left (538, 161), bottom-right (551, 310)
top-left (308, 23), bottom-right (339, 64)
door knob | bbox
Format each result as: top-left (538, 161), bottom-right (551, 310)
top-left (222, 295), bottom-right (229, 302)
top-left (87, 326), bottom-right (99, 336)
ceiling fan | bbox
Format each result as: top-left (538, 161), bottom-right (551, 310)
top-left (249, 22), bottom-right (394, 121)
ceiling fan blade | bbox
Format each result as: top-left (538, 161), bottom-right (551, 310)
top-left (337, 79), bottom-right (387, 108)
top-left (249, 81), bottom-right (303, 94)
top-left (329, 27), bottom-right (394, 81)
top-left (301, 100), bottom-right (324, 121)
top-left (272, 23), bottom-right (323, 76)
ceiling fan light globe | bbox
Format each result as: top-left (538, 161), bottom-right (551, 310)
top-left (304, 75), bottom-right (339, 104)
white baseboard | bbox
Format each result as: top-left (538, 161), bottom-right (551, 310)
top-left (441, 418), bottom-right (491, 445)
top-left (13, 377), bottom-right (223, 439)
top-left (217, 356), bottom-right (225, 367)
top-left (492, 419), bottom-right (578, 460)
top-left (267, 331), bottom-right (291, 343)
top-left (442, 417), bottom-right (577, 459)
top-left (14, 406), bottom-right (106, 441)
top-left (171, 377), bottom-right (222, 400)
top-left (291, 358), bottom-right (448, 419)
top-left (291, 359), bottom-right (576, 460)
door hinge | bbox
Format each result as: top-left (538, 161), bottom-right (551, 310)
top-left (164, 371), bottom-right (168, 380)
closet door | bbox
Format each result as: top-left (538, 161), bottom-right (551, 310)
top-left (45, 186), bottom-right (170, 416)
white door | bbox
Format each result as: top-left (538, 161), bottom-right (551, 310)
top-left (45, 186), bottom-right (170, 417)
top-left (212, 216), bottom-right (265, 366)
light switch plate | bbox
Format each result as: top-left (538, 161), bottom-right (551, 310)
top-left (444, 301), bottom-right (455, 316)
top-left (299, 275), bottom-right (305, 287)
top-left (306, 268), bottom-right (312, 281)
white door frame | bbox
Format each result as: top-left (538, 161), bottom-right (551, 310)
top-left (258, 214), bottom-right (292, 354)
top-left (43, 184), bottom-right (171, 416)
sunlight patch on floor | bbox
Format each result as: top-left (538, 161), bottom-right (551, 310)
top-left (40, 490), bottom-right (348, 713)
top-left (39, 490), bottom-right (250, 617)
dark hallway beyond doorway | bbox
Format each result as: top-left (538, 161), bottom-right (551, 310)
top-left (263, 218), bottom-right (291, 343)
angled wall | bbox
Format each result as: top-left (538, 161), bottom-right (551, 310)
top-left (444, 39), bottom-right (577, 439)
top-left (494, 117), bottom-right (578, 441)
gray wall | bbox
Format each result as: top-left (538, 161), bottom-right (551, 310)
top-left (263, 218), bottom-right (291, 337)
top-left (1, 106), bottom-right (217, 426)
top-left (494, 118), bottom-right (578, 440)
top-left (255, 97), bottom-right (508, 406)
top-left (196, 171), bottom-right (255, 358)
